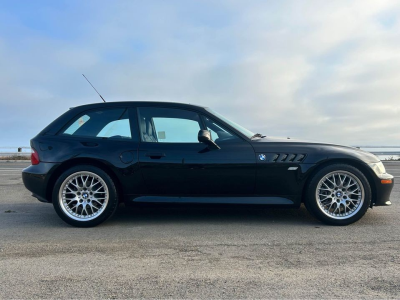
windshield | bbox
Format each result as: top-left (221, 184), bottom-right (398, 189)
top-left (205, 108), bottom-right (255, 139)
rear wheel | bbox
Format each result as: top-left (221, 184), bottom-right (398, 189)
top-left (52, 165), bottom-right (118, 227)
top-left (305, 164), bottom-right (371, 225)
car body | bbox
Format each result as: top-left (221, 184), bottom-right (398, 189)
top-left (22, 101), bottom-right (394, 227)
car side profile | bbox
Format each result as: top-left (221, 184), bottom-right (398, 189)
top-left (22, 102), bottom-right (394, 227)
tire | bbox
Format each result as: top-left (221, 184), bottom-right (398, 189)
top-left (304, 164), bottom-right (371, 226)
top-left (52, 165), bottom-right (119, 227)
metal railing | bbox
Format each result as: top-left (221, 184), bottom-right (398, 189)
top-left (0, 146), bottom-right (399, 157)
top-left (353, 146), bottom-right (400, 156)
top-left (0, 147), bottom-right (31, 157)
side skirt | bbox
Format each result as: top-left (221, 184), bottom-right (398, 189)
top-left (131, 196), bottom-right (295, 205)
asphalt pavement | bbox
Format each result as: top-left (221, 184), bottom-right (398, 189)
top-left (0, 161), bottom-right (399, 299)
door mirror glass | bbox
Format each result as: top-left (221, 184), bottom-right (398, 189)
top-left (198, 130), bottom-right (220, 150)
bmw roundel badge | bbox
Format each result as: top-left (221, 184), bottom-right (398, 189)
top-left (258, 154), bottom-right (266, 161)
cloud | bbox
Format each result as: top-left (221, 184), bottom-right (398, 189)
top-left (0, 0), bottom-right (400, 146)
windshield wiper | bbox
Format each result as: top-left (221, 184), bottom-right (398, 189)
top-left (250, 133), bottom-right (265, 139)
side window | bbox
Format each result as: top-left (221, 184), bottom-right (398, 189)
top-left (202, 116), bottom-right (239, 142)
top-left (61, 108), bottom-right (131, 140)
top-left (138, 107), bottom-right (201, 143)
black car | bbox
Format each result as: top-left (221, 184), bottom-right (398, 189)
top-left (22, 102), bottom-right (394, 227)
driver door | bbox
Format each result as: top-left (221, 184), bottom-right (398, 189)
top-left (137, 106), bottom-right (256, 196)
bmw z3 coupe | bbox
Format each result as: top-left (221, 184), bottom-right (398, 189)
top-left (22, 102), bottom-right (394, 227)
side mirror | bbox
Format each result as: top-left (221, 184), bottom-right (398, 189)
top-left (198, 130), bottom-right (220, 150)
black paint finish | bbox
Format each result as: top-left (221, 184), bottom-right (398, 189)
top-left (22, 101), bottom-right (394, 207)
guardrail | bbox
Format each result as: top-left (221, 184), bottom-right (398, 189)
top-left (0, 147), bottom-right (31, 157)
top-left (353, 146), bottom-right (400, 156)
top-left (1, 146), bottom-right (400, 157)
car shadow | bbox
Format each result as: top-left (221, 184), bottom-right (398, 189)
top-left (108, 203), bottom-right (320, 226)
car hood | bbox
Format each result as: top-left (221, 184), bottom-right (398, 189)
top-left (251, 136), bottom-right (380, 163)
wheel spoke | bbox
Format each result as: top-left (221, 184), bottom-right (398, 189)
top-left (333, 203), bottom-right (339, 214)
top-left (69, 181), bottom-right (79, 189)
top-left (66, 198), bottom-right (77, 204)
top-left (91, 181), bottom-right (101, 189)
top-left (319, 195), bottom-right (331, 201)
top-left (93, 186), bottom-right (104, 193)
top-left (349, 199), bottom-right (358, 206)
top-left (339, 174), bottom-right (346, 187)
top-left (346, 182), bottom-right (357, 189)
top-left (326, 177), bottom-right (336, 187)
top-left (322, 200), bottom-right (332, 206)
top-left (348, 190), bottom-right (361, 195)
top-left (92, 199), bottom-right (103, 205)
top-left (90, 203), bottom-right (100, 211)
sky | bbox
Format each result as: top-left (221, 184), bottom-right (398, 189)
top-left (0, 0), bottom-right (400, 147)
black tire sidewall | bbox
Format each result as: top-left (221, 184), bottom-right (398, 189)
top-left (305, 164), bottom-right (371, 226)
top-left (52, 165), bottom-right (118, 227)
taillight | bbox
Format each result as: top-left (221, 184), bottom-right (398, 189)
top-left (31, 148), bottom-right (40, 165)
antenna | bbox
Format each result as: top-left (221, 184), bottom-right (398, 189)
top-left (82, 74), bottom-right (106, 103)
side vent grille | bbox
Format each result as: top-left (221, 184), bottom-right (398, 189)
top-left (262, 153), bottom-right (306, 163)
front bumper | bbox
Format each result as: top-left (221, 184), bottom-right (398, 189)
top-left (373, 173), bottom-right (394, 206)
top-left (22, 162), bottom-right (60, 203)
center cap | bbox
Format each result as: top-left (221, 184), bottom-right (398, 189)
top-left (82, 192), bottom-right (89, 199)
top-left (336, 191), bottom-right (343, 198)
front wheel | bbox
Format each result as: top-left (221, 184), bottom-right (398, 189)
top-left (52, 165), bottom-right (119, 227)
top-left (305, 164), bottom-right (371, 225)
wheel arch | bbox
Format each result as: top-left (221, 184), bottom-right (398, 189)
top-left (301, 158), bottom-right (377, 206)
top-left (46, 158), bottom-right (124, 203)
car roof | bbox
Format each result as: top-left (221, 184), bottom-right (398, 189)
top-left (39, 101), bottom-right (209, 137)
top-left (71, 101), bottom-right (207, 110)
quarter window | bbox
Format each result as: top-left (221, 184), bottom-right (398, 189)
top-left (202, 116), bottom-right (239, 143)
top-left (62, 108), bottom-right (131, 139)
top-left (138, 107), bottom-right (201, 143)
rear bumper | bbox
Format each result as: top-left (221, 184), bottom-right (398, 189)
top-left (22, 162), bottom-right (60, 203)
top-left (373, 173), bottom-right (394, 206)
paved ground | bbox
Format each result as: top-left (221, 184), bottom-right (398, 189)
top-left (0, 161), bottom-right (399, 299)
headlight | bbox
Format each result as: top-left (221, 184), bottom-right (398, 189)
top-left (368, 162), bottom-right (386, 175)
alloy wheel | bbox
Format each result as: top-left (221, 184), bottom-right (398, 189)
top-left (58, 171), bottom-right (109, 221)
top-left (315, 171), bottom-right (365, 220)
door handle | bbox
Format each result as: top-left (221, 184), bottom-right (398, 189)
top-left (146, 152), bottom-right (166, 159)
